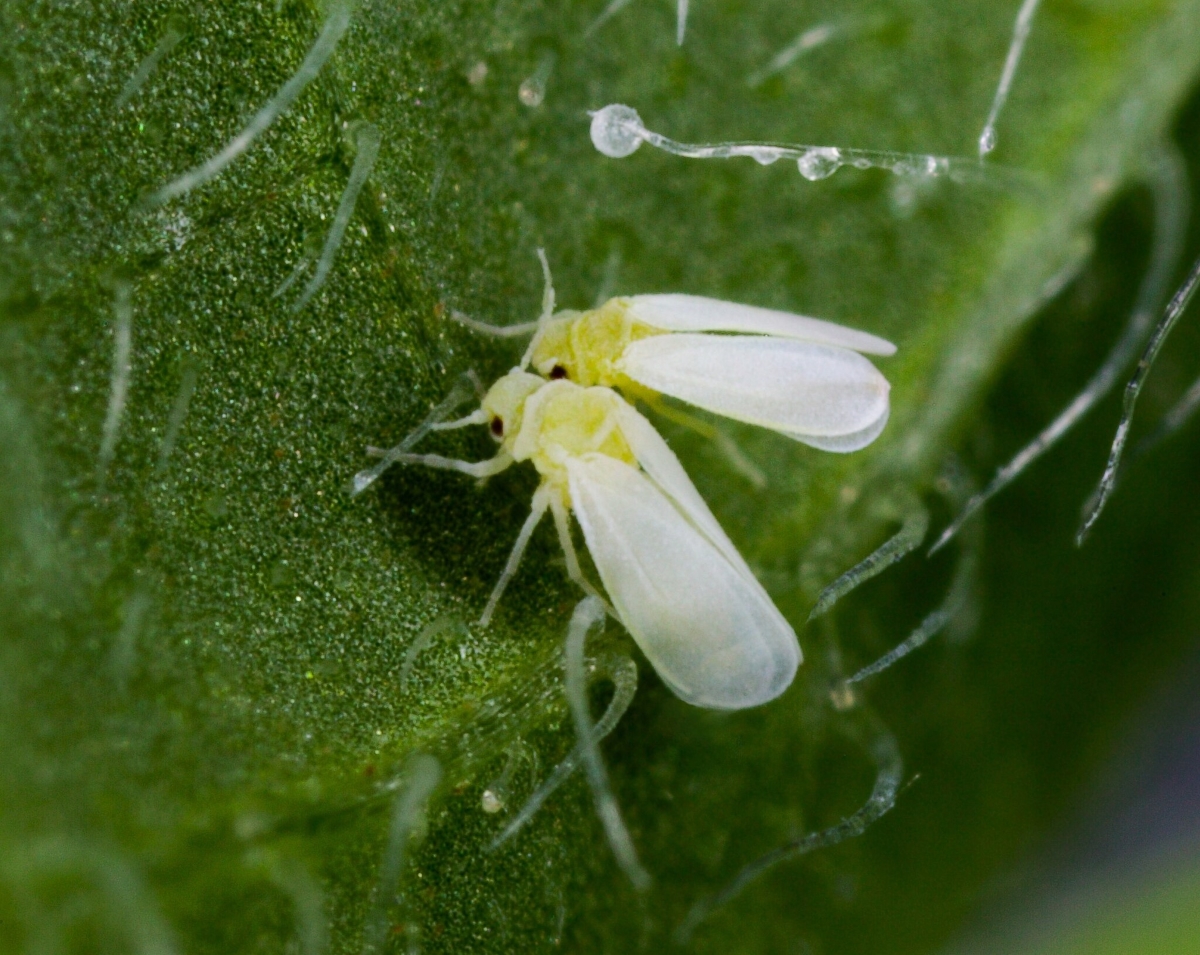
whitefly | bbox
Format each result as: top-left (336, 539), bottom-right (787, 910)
top-left (356, 254), bottom-right (897, 711)
top-left (454, 252), bottom-right (896, 453)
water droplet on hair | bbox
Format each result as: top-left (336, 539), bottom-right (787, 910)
top-left (518, 77), bottom-right (545, 107)
top-left (590, 104), bottom-right (644, 159)
top-left (796, 146), bottom-right (841, 180)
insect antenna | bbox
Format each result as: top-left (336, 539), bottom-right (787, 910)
top-left (448, 311), bottom-right (542, 338)
top-left (351, 373), bottom-right (480, 494)
top-left (519, 249), bottom-right (557, 371)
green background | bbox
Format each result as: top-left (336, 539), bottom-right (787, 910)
top-left (4, 0), bottom-right (1200, 952)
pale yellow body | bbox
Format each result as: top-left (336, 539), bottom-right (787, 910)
top-left (528, 300), bottom-right (663, 395)
top-left (481, 372), bottom-right (635, 508)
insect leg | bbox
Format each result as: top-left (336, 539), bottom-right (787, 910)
top-left (479, 485), bottom-right (551, 627)
top-left (644, 396), bottom-right (767, 488)
top-left (351, 374), bottom-right (486, 494)
top-left (550, 494), bottom-right (615, 615)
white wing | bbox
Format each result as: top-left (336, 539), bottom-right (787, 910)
top-left (566, 453), bottom-right (799, 710)
top-left (624, 294), bottom-right (896, 356)
top-left (787, 404), bottom-right (890, 453)
top-left (619, 334), bottom-right (890, 449)
top-left (610, 399), bottom-right (747, 570)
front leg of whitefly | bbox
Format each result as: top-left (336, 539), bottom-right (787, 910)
top-left (350, 372), bottom-right (486, 494)
top-left (478, 484), bottom-right (552, 628)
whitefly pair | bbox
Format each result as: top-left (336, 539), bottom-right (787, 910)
top-left (356, 254), bottom-right (895, 710)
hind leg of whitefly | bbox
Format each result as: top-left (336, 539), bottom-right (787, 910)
top-left (644, 396), bottom-right (767, 489)
top-left (549, 494), bottom-right (615, 615)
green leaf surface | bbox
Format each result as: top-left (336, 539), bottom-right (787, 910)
top-left (4, 0), bottom-right (1200, 952)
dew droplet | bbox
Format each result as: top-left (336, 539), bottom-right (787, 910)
top-left (589, 104), bottom-right (645, 159)
top-left (978, 126), bottom-right (997, 156)
top-left (745, 146), bottom-right (781, 166)
top-left (796, 146), bottom-right (841, 181)
top-left (518, 51), bottom-right (555, 109)
top-left (518, 76), bottom-right (545, 108)
top-left (467, 61), bottom-right (488, 86)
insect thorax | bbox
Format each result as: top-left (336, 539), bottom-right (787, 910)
top-left (531, 299), bottom-right (663, 391)
top-left (509, 380), bottom-right (636, 500)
